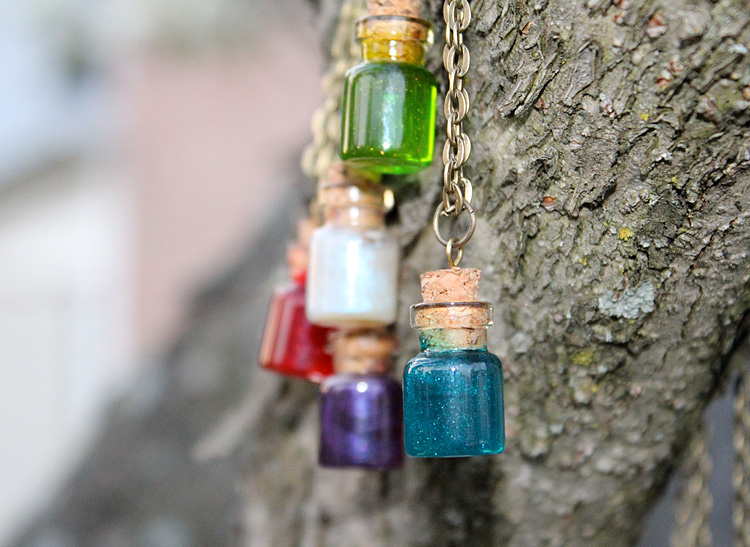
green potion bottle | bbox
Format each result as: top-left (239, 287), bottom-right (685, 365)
top-left (340, 4), bottom-right (437, 175)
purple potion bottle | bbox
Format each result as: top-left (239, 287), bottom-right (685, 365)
top-left (319, 329), bottom-right (404, 469)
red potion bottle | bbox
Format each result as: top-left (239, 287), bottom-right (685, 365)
top-left (259, 222), bottom-right (334, 382)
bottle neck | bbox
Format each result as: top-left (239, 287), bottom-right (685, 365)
top-left (361, 38), bottom-right (426, 64)
top-left (418, 327), bottom-right (488, 352)
top-left (357, 16), bottom-right (432, 65)
top-left (334, 355), bottom-right (391, 375)
top-left (323, 205), bottom-right (385, 228)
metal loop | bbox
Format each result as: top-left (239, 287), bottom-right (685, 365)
top-left (444, 88), bottom-right (469, 124)
top-left (446, 22), bottom-right (463, 47)
top-left (443, 135), bottom-right (467, 168)
top-left (461, 177), bottom-right (473, 204)
top-left (442, 180), bottom-right (464, 215)
top-left (433, 200), bottom-right (477, 247)
top-left (443, 44), bottom-right (470, 77)
top-left (450, 19), bottom-right (462, 49)
top-left (442, 133), bottom-right (471, 173)
top-left (443, 160), bottom-right (461, 189)
top-left (460, 133), bottom-right (472, 165)
top-left (446, 238), bottom-right (464, 268)
top-left (443, 44), bottom-right (455, 72)
top-left (443, 1), bottom-right (455, 28)
top-left (457, 0), bottom-right (471, 30)
top-left (458, 45), bottom-right (470, 75)
top-left (445, 0), bottom-right (471, 32)
top-left (444, 48), bottom-right (457, 81)
top-left (447, 66), bottom-right (464, 99)
top-left (444, 20), bottom-right (454, 45)
top-left (440, 174), bottom-right (473, 211)
top-left (446, 115), bottom-right (460, 142)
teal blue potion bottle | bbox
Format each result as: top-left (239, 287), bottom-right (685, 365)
top-left (403, 268), bottom-right (505, 457)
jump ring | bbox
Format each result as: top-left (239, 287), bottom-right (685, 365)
top-left (446, 237), bottom-right (464, 268)
top-left (432, 200), bottom-right (477, 247)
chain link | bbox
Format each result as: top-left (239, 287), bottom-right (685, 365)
top-left (735, 369), bottom-right (750, 546)
top-left (300, 0), bottom-right (362, 181)
top-left (672, 423), bottom-right (713, 547)
top-left (434, 0), bottom-right (475, 267)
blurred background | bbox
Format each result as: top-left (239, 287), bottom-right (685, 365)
top-left (0, 0), bottom-right (321, 543)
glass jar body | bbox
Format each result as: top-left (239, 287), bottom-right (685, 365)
top-left (341, 61), bottom-right (436, 175)
top-left (319, 373), bottom-right (404, 469)
top-left (306, 224), bottom-right (399, 327)
top-left (403, 348), bottom-right (505, 457)
top-left (258, 279), bottom-right (334, 382)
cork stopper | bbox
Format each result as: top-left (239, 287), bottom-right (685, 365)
top-left (321, 164), bottom-right (381, 204)
top-left (318, 165), bottom-right (386, 227)
top-left (420, 268), bottom-right (481, 303)
top-left (357, 9), bottom-right (433, 64)
top-left (412, 268), bottom-right (492, 343)
top-left (367, 0), bottom-right (422, 17)
top-left (319, 183), bottom-right (384, 210)
top-left (332, 329), bottom-right (396, 374)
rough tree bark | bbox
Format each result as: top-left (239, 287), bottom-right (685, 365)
top-left (241, 0), bottom-right (750, 545)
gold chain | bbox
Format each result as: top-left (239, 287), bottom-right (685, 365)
top-left (735, 369), bottom-right (750, 545)
top-left (670, 368), bottom-right (750, 545)
top-left (672, 423), bottom-right (713, 547)
top-left (300, 0), bottom-right (362, 181)
top-left (434, 0), bottom-right (476, 268)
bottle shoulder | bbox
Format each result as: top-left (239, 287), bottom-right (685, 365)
top-left (311, 225), bottom-right (397, 245)
top-left (321, 373), bottom-right (400, 392)
top-left (346, 61), bottom-right (437, 84)
top-left (405, 349), bottom-right (503, 371)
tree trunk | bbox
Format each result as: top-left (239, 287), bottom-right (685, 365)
top-left (242, 0), bottom-right (750, 545)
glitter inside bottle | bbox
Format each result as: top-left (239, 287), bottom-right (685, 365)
top-left (319, 330), bottom-right (404, 469)
top-left (340, 15), bottom-right (437, 175)
top-left (306, 167), bottom-right (399, 328)
top-left (403, 269), bottom-right (505, 457)
top-left (259, 235), bottom-right (334, 382)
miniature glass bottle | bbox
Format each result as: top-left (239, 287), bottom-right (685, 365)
top-left (319, 330), bottom-right (404, 469)
top-left (403, 268), bottom-right (505, 457)
top-left (306, 165), bottom-right (399, 328)
top-left (259, 224), bottom-right (335, 382)
top-left (339, 6), bottom-right (437, 175)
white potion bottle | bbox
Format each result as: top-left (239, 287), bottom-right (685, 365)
top-left (306, 166), bottom-right (399, 328)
